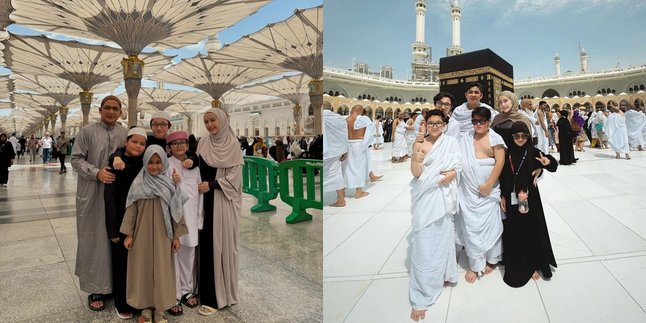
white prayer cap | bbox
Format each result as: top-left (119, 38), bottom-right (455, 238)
top-left (150, 111), bottom-right (171, 122)
top-left (127, 127), bottom-right (148, 139)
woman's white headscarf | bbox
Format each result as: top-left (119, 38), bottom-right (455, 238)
top-left (125, 145), bottom-right (187, 240)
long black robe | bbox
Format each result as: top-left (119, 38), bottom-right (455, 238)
top-left (500, 145), bottom-right (558, 287)
top-left (556, 116), bottom-right (577, 165)
top-left (104, 148), bottom-right (143, 313)
top-left (0, 140), bottom-right (15, 184)
top-left (492, 119), bottom-right (516, 150)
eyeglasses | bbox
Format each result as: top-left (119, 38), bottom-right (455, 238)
top-left (512, 133), bottom-right (529, 140)
top-left (427, 122), bottom-right (445, 128)
top-left (170, 141), bottom-right (187, 147)
top-left (151, 123), bottom-right (170, 128)
top-left (435, 102), bottom-right (451, 108)
top-left (471, 118), bottom-right (488, 125)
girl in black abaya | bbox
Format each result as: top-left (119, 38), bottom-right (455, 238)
top-left (500, 121), bottom-right (558, 287)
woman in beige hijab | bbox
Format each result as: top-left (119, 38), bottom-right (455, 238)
top-left (195, 108), bottom-right (244, 316)
top-left (491, 91), bottom-right (532, 148)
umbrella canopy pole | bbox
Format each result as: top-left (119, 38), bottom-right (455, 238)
top-left (309, 79), bottom-right (323, 135)
top-left (122, 55), bottom-right (144, 128)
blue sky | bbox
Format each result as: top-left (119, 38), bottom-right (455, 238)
top-left (324, 0), bottom-right (646, 81)
top-left (0, 0), bottom-right (322, 116)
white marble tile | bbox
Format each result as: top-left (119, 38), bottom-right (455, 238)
top-left (379, 227), bottom-right (411, 275)
top-left (538, 261), bottom-right (646, 323)
top-left (324, 211), bottom-right (378, 256)
top-left (324, 211), bottom-right (411, 277)
top-left (603, 256), bottom-right (646, 311)
top-left (541, 201), bottom-right (594, 260)
top-left (557, 174), bottom-right (617, 198)
top-left (345, 277), bottom-right (451, 323)
top-left (323, 280), bottom-right (371, 323)
top-left (550, 200), bottom-right (646, 255)
top-left (446, 270), bottom-right (548, 323)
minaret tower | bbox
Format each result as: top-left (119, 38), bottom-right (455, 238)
top-left (554, 52), bottom-right (561, 76)
top-left (411, 0), bottom-right (430, 63)
top-left (579, 43), bottom-right (589, 73)
top-left (447, 0), bottom-right (463, 56)
top-left (206, 34), bottom-right (222, 56)
top-left (410, 0), bottom-right (434, 81)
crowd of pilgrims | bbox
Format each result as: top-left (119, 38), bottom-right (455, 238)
top-left (237, 134), bottom-right (323, 162)
top-left (20, 95), bottom-right (250, 322)
top-left (323, 81), bottom-right (646, 322)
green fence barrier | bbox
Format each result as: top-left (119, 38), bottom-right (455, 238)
top-left (242, 156), bottom-right (280, 212)
top-left (278, 159), bottom-right (323, 224)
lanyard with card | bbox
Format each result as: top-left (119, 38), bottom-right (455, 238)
top-left (508, 149), bottom-right (527, 206)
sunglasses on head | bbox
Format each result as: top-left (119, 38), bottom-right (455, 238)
top-left (512, 133), bottom-right (529, 140)
top-left (471, 118), bottom-right (488, 125)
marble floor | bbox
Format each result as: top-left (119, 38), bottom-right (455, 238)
top-left (0, 157), bottom-right (321, 322)
top-left (324, 143), bottom-right (646, 323)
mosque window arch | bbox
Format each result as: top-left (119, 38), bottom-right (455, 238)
top-left (541, 89), bottom-right (560, 98)
top-left (308, 105), bottom-right (314, 116)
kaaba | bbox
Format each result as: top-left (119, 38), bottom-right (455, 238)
top-left (439, 48), bottom-right (513, 109)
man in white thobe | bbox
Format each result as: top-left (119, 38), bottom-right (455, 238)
top-left (409, 131), bottom-right (460, 321)
top-left (323, 102), bottom-right (348, 206)
top-left (624, 106), bottom-right (646, 151)
top-left (606, 104), bottom-right (631, 159)
top-left (342, 105), bottom-right (369, 198)
top-left (456, 107), bottom-right (506, 283)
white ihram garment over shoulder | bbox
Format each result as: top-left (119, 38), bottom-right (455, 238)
top-left (409, 134), bottom-right (460, 310)
top-left (606, 113), bottom-right (630, 154)
top-left (624, 109), bottom-right (646, 147)
top-left (392, 119), bottom-right (407, 158)
top-left (455, 129), bottom-right (505, 273)
top-left (323, 110), bottom-right (349, 192)
top-left (451, 102), bottom-right (498, 135)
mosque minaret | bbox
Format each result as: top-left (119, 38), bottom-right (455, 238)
top-left (410, 0), bottom-right (438, 82)
top-left (555, 52), bottom-right (561, 76)
top-left (447, 0), bottom-right (463, 56)
top-left (579, 44), bottom-right (589, 73)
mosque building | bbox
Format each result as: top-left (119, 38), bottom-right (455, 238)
top-left (323, 0), bottom-right (646, 119)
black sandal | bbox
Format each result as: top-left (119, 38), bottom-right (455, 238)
top-left (180, 293), bottom-right (199, 308)
top-left (167, 300), bottom-right (183, 316)
top-left (88, 294), bottom-right (106, 311)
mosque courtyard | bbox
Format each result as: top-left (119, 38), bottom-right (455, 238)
top-left (0, 158), bottom-right (322, 323)
top-left (324, 143), bottom-right (646, 323)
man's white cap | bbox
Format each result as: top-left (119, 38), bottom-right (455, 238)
top-left (127, 127), bottom-right (148, 138)
top-left (150, 110), bottom-right (171, 122)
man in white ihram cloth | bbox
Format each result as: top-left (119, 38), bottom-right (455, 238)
top-left (354, 113), bottom-right (383, 182)
top-left (391, 111), bottom-right (408, 162)
top-left (606, 103), bottom-right (631, 159)
top-left (323, 101), bottom-right (349, 207)
top-left (450, 82), bottom-right (498, 135)
top-left (624, 105), bottom-right (646, 151)
top-left (342, 105), bottom-right (369, 198)
top-left (456, 106), bottom-right (506, 283)
top-left (409, 110), bottom-right (460, 322)
top-left (71, 95), bottom-right (128, 310)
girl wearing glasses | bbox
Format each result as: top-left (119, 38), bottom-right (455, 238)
top-left (499, 121), bottom-right (558, 287)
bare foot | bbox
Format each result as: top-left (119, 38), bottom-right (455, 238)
top-left (444, 281), bottom-right (451, 287)
top-left (532, 271), bottom-right (540, 281)
top-left (370, 175), bottom-right (383, 182)
top-left (355, 190), bottom-right (369, 199)
top-left (465, 270), bottom-right (477, 283)
top-left (484, 263), bottom-right (495, 275)
top-left (329, 201), bottom-right (346, 207)
top-left (410, 308), bottom-right (426, 322)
